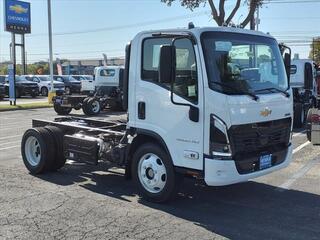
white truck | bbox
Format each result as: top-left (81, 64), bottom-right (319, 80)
top-left (51, 66), bottom-right (125, 116)
top-left (21, 26), bottom-right (293, 202)
top-left (290, 59), bottom-right (318, 128)
top-left (81, 66), bottom-right (124, 96)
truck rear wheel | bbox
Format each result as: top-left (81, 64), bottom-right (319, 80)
top-left (131, 143), bottom-right (181, 203)
top-left (54, 103), bottom-right (72, 115)
top-left (294, 103), bottom-right (304, 128)
top-left (45, 126), bottom-right (66, 170)
top-left (21, 128), bottom-right (55, 174)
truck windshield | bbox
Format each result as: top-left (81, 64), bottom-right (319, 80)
top-left (201, 32), bottom-right (288, 95)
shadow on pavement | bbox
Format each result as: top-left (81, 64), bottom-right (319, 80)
top-left (37, 162), bottom-right (320, 240)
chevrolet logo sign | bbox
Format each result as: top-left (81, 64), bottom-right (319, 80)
top-left (9, 4), bottom-right (28, 14)
top-left (260, 108), bottom-right (272, 117)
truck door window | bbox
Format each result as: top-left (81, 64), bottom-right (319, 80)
top-left (173, 38), bottom-right (198, 103)
top-left (142, 37), bottom-right (172, 82)
top-left (142, 37), bottom-right (198, 103)
top-left (100, 69), bottom-right (115, 77)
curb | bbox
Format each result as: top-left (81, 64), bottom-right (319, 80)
top-left (0, 105), bottom-right (53, 112)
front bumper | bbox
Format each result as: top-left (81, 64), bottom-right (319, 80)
top-left (21, 87), bottom-right (39, 96)
top-left (0, 87), bottom-right (5, 96)
top-left (204, 145), bottom-right (293, 186)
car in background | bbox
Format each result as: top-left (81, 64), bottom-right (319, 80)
top-left (4, 75), bottom-right (39, 98)
top-left (72, 75), bottom-right (93, 81)
top-left (26, 75), bottom-right (65, 96)
top-left (0, 75), bottom-right (6, 99)
top-left (53, 75), bottom-right (81, 95)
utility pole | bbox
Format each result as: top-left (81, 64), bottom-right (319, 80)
top-left (47, 0), bottom-right (54, 102)
top-left (256, 7), bottom-right (260, 31)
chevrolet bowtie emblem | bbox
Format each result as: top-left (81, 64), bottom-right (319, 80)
top-left (260, 108), bottom-right (272, 117)
top-left (10, 4), bottom-right (28, 14)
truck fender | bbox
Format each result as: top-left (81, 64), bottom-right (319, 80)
top-left (124, 128), bottom-right (171, 179)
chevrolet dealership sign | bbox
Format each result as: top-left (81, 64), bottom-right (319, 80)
top-left (4, 0), bottom-right (31, 34)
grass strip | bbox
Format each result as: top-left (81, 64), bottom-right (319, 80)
top-left (0, 102), bottom-right (52, 112)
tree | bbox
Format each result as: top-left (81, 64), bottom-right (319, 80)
top-left (309, 38), bottom-right (320, 64)
top-left (161, 0), bottom-right (264, 28)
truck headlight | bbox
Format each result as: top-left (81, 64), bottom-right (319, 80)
top-left (210, 115), bottom-right (232, 158)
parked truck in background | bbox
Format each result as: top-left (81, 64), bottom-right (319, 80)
top-left (52, 66), bottom-right (125, 116)
top-left (81, 66), bottom-right (124, 97)
top-left (21, 26), bottom-right (293, 202)
top-left (290, 58), bottom-right (317, 128)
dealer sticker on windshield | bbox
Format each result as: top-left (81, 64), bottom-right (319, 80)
top-left (260, 154), bottom-right (272, 170)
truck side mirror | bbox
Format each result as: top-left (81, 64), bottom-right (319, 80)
top-left (284, 53), bottom-right (291, 83)
top-left (159, 45), bottom-right (175, 84)
top-left (304, 62), bottom-right (313, 90)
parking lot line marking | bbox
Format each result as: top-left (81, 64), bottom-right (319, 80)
top-left (0, 134), bottom-right (21, 140)
top-left (0, 140), bottom-right (21, 146)
top-left (0, 145), bottom-right (20, 151)
top-left (277, 157), bottom-right (320, 191)
top-left (292, 130), bottom-right (306, 137)
top-left (293, 141), bottom-right (311, 154)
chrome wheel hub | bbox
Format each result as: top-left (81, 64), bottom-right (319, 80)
top-left (25, 136), bottom-right (41, 167)
top-left (91, 100), bottom-right (100, 113)
top-left (138, 153), bottom-right (167, 194)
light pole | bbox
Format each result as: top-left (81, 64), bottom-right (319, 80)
top-left (47, 0), bottom-right (54, 103)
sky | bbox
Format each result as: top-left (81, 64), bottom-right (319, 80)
top-left (0, 0), bottom-right (319, 63)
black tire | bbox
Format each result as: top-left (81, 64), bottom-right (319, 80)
top-left (131, 143), bottom-right (182, 203)
top-left (82, 97), bottom-right (101, 116)
top-left (45, 126), bottom-right (66, 170)
top-left (21, 128), bottom-right (56, 174)
top-left (82, 97), bottom-right (90, 115)
top-left (87, 98), bottom-right (101, 115)
top-left (15, 88), bottom-right (20, 98)
top-left (306, 108), bottom-right (312, 142)
top-left (41, 87), bottom-right (48, 96)
top-left (294, 103), bottom-right (304, 128)
top-left (65, 87), bottom-right (71, 95)
top-left (54, 103), bottom-right (72, 115)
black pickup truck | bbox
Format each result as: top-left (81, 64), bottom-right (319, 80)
top-left (0, 76), bottom-right (5, 99)
top-left (4, 76), bottom-right (39, 98)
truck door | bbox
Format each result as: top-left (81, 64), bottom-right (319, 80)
top-left (135, 36), bottom-right (204, 170)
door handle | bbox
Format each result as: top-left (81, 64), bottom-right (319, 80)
top-left (138, 102), bottom-right (146, 120)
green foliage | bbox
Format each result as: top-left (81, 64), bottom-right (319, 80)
top-left (0, 61), bottom-right (59, 75)
top-left (161, 0), bottom-right (264, 28)
top-left (309, 38), bottom-right (320, 64)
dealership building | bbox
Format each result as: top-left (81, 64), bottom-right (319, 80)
top-left (61, 57), bottom-right (125, 75)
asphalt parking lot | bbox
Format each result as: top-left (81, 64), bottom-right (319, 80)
top-left (0, 108), bottom-right (319, 240)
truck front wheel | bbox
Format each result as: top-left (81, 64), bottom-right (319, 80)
top-left (131, 143), bottom-right (181, 203)
top-left (306, 108), bottom-right (312, 142)
top-left (294, 103), bottom-right (304, 128)
top-left (82, 97), bottom-right (101, 116)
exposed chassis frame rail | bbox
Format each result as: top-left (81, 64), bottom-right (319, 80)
top-left (32, 117), bottom-right (127, 136)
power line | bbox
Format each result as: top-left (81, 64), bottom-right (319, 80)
top-left (0, 11), bottom-right (211, 38)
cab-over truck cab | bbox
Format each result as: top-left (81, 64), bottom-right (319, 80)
top-left (21, 26), bottom-right (293, 202)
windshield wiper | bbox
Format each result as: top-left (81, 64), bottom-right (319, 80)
top-left (255, 88), bottom-right (290, 98)
top-left (211, 81), bottom-right (259, 101)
